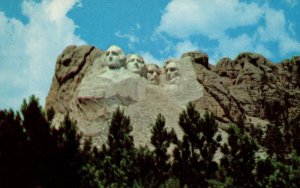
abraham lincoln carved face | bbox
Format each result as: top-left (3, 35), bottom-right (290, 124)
top-left (165, 60), bottom-right (180, 84)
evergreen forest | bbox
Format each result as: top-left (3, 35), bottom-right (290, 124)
top-left (0, 95), bottom-right (299, 188)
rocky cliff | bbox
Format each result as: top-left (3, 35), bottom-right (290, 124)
top-left (45, 45), bottom-right (300, 146)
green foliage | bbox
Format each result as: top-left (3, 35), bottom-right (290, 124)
top-left (248, 124), bottom-right (264, 145)
top-left (0, 96), bottom-right (98, 188)
top-left (1, 96), bottom-right (299, 188)
top-left (220, 124), bottom-right (259, 188)
top-left (159, 177), bottom-right (181, 188)
top-left (0, 109), bottom-right (27, 188)
top-left (256, 154), bottom-right (300, 188)
top-left (173, 103), bottom-right (220, 187)
top-left (290, 115), bottom-right (300, 155)
top-left (134, 146), bottom-right (156, 187)
top-left (264, 100), bottom-right (286, 123)
top-left (46, 106), bottom-right (55, 122)
top-left (21, 95), bottom-right (51, 144)
top-left (149, 113), bottom-right (177, 187)
top-left (99, 107), bottom-right (136, 187)
top-left (263, 124), bottom-right (286, 160)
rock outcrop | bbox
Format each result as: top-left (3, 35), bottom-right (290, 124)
top-left (45, 45), bottom-right (300, 147)
top-left (46, 45), bottom-right (103, 117)
top-left (192, 52), bottom-right (300, 125)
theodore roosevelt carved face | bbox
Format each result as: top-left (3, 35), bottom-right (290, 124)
top-left (146, 64), bottom-right (160, 85)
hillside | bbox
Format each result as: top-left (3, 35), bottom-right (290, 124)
top-left (45, 45), bottom-right (300, 146)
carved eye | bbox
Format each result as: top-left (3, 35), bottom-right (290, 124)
top-left (148, 70), bottom-right (154, 74)
top-left (169, 67), bottom-right (177, 72)
top-left (106, 52), bottom-right (110, 56)
top-left (112, 51), bottom-right (118, 56)
top-left (128, 58), bottom-right (135, 63)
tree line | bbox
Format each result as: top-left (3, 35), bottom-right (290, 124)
top-left (0, 95), bottom-right (299, 187)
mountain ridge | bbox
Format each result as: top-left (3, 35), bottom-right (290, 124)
top-left (45, 45), bottom-right (300, 146)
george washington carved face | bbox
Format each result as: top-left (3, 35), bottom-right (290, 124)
top-left (104, 45), bottom-right (125, 69)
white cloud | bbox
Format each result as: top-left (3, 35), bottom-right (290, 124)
top-left (0, 0), bottom-right (85, 110)
top-left (255, 44), bottom-right (273, 59)
top-left (157, 0), bottom-right (263, 39)
top-left (174, 40), bottom-right (200, 58)
top-left (218, 34), bottom-right (253, 58)
top-left (257, 8), bottom-right (286, 42)
top-left (216, 34), bottom-right (273, 59)
top-left (285, 0), bottom-right (298, 7)
top-left (288, 21), bottom-right (296, 36)
top-left (44, 0), bottom-right (78, 22)
top-left (257, 6), bottom-right (300, 56)
top-left (157, 0), bottom-right (300, 62)
top-left (115, 23), bottom-right (141, 50)
top-left (135, 23), bottom-right (141, 30)
top-left (139, 51), bottom-right (162, 66)
top-left (279, 36), bottom-right (300, 56)
top-left (139, 41), bottom-right (201, 66)
top-left (115, 31), bottom-right (139, 50)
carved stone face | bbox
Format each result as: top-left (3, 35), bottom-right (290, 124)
top-left (126, 54), bottom-right (145, 74)
top-left (146, 64), bottom-right (160, 85)
top-left (104, 45), bottom-right (125, 69)
top-left (165, 61), bottom-right (179, 84)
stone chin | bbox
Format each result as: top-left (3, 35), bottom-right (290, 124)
top-left (148, 79), bottom-right (159, 85)
top-left (103, 45), bottom-right (126, 69)
top-left (146, 64), bottom-right (160, 85)
top-left (168, 77), bottom-right (179, 85)
top-left (126, 63), bottom-right (141, 73)
top-left (107, 62), bottom-right (123, 69)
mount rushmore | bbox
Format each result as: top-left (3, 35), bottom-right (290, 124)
top-left (45, 44), bottom-right (300, 146)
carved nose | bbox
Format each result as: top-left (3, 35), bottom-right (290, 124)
top-left (109, 56), bottom-right (113, 61)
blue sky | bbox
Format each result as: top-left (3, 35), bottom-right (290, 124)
top-left (1, 0), bottom-right (300, 110)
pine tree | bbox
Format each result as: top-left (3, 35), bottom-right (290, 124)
top-left (78, 139), bottom-right (104, 188)
top-left (21, 96), bottom-right (51, 143)
top-left (0, 110), bottom-right (27, 188)
top-left (173, 103), bottom-right (220, 187)
top-left (289, 114), bottom-right (300, 155)
top-left (0, 96), bottom-right (99, 188)
top-left (134, 146), bottom-right (156, 187)
top-left (100, 107), bottom-right (135, 187)
top-left (50, 114), bottom-right (84, 187)
top-left (20, 95), bottom-right (55, 187)
top-left (263, 124), bottom-right (286, 161)
top-left (150, 113), bottom-right (177, 186)
top-left (220, 125), bottom-right (258, 188)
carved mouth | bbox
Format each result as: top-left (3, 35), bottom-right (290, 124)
top-left (107, 62), bottom-right (121, 69)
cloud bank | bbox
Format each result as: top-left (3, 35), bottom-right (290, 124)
top-left (157, 0), bottom-right (300, 63)
top-left (0, 0), bottom-right (85, 110)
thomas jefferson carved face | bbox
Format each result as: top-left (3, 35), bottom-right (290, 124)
top-left (146, 64), bottom-right (160, 85)
top-left (104, 45), bottom-right (125, 69)
top-left (126, 54), bottom-right (145, 75)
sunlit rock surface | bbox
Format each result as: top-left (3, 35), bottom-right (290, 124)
top-left (46, 45), bottom-right (300, 147)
